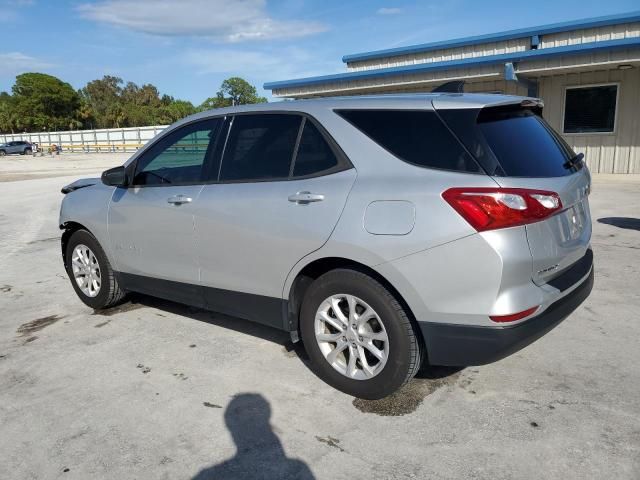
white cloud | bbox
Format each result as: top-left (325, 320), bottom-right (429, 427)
top-left (377, 7), bottom-right (402, 15)
top-left (0, 0), bottom-right (34, 22)
top-left (181, 47), bottom-right (343, 99)
top-left (0, 52), bottom-right (53, 77)
top-left (77, 0), bottom-right (327, 42)
top-left (184, 47), bottom-right (340, 81)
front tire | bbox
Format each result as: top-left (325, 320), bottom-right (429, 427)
top-left (300, 269), bottom-right (423, 399)
top-left (65, 229), bottom-right (126, 309)
top-left (24, 148), bottom-right (32, 155)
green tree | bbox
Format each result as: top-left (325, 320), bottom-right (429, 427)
top-left (105, 103), bottom-right (127, 128)
top-left (200, 77), bottom-right (267, 111)
top-left (80, 75), bottom-right (124, 128)
top-left (161, 99), bottom-right (197, 123)
top-left (10, 73), bottom-right (80, 132)
top-left (2, 73), bottom-right (250, 133)
top-left (0, 92), bottom-right (16, 133)
top-left (76, 99), bottom-right (95, 130)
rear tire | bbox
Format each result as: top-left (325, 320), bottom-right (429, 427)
top-left (300, 269), bottom-right (423, 399)
top-left (64, 229), bottom-right (126, 309)
top-left (0, 150), bottom-right (6, 156)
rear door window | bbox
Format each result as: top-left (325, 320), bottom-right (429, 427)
top-left (336, 109), bottom-right (481, 173)
top-left (220, 114), bottom-right (302, 182)
top-left (220, 114), bottom-right (301, 182)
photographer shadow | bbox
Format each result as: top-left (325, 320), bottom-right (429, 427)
top-left (192, 393), bottom-right (315, 480)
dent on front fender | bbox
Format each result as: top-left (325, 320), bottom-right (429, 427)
top-left (58, 184), bottom-right (117, 267)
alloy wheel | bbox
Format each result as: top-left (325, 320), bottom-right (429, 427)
top-left (71, 244), bottom-right (101, 297)
top-left (314, 294), bottom-right (389, 380)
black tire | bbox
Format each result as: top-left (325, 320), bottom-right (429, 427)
top-left (300, 269), bottom-right (423, 399)
top-left (0, 150), bottom-right (6, 156)
top-left (64, 229), bottom-right (126, 309)
top-left (24, 148), bottom-right (32, 155)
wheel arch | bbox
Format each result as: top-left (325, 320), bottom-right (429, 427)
top-left (60, 221), bottom-right (93, 266)
top-left (286, 257), bottom-right (424, 349)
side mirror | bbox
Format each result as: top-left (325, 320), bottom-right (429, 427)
top-left (101, 166), bottom-right (128, 187)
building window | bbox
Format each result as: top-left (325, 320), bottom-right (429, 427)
top-left (563, 85), bottom-right (617, 134)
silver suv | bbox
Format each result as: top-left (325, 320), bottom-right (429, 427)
top-left (60, 94), bottom-right (593, 399)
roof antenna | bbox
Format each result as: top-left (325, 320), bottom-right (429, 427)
top-left (431, 81), bottom-right (465, 93)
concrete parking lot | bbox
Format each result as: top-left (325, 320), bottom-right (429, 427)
top-left (1, 155), bottom-right (639, 479)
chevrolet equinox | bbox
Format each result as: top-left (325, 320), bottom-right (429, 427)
top-left (60, 94), bottom-right (594, 399)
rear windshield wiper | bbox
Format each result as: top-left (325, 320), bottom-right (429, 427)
top-left (563, 152), bottom-right (584, 170)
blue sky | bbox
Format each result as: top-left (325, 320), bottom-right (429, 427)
top-left (1, 0), bottom-right (638, 104)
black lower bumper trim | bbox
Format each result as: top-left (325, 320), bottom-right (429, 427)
top-left (547, 248), bottom-right (593, 292)
top-left (419, 268), bottom-right (594, 366)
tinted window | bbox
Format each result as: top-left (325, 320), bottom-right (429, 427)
top-left (564, 85), bottom-right (617, 133)
top-left (477, 107), bottom-right (578, 177)
top-left (292, 120), bottom-right (339, 177)
top-left (336, 110), bottom-right (480, 173)
top-left (133, 118), bottom-right (221, 186)
top-left (220, 114), bottom-right (301, 182)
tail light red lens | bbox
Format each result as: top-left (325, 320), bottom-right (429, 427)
top-left (442, 187), bottom-right (562, 232)
top-left (490, 306), bottom-right (539, 323)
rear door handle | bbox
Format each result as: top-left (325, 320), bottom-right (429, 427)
top-left (288, 191), bottom-right (325, 204)
top-left (167, 195), bottom-right (192, 205)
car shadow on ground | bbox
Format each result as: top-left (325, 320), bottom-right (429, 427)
top-left (126, 293), bottom-right (308, 360)
top-left (191, 393), bottom-right (316, 480)
top-left (127, 293), bottom-right (463, 379)
top-left (597, 217), bottom-right (640, 231)
top-left (121, 293), bottom-right (465, 416)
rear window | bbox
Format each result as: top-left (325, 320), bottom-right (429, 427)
top-left (336, 109), bottom-right (481, 173)
top-left (439, 106), bottom-right (580, 178)
top-left (478, 108), bottom-right (578, 177)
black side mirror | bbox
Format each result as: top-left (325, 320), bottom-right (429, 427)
top-left (101, 166), bottom-right (128, 187)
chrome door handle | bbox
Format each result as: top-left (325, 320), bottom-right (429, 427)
top-left (167, 195), bottom-right (192, 205)
top-left (288, 191), bottom-right (325, 204)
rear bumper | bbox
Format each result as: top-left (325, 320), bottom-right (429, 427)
top-left (419, 267), bottom-right (594, 366)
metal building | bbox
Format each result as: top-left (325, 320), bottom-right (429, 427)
top-left (264, 12), bottom-right (640, 174)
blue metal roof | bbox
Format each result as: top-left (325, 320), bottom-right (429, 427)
top-left (264, 37), bottom-right (640, 91)
top-left (342, 11), bottom-right (640, 63)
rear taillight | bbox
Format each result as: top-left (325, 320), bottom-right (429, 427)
top-left (442, 188), bottom-right (562, 232)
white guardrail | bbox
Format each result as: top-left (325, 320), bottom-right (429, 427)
top-left (0, 125), bottom-right (168, 153)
